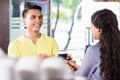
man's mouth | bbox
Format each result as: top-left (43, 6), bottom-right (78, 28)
top-left (33, 23), bottom-right (41, 27)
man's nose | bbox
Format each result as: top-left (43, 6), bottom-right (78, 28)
top-left (36, 17), bottom-right (40, 22)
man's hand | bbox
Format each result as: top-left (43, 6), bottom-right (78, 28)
top-left (38, 54), bottom-right (49, 60)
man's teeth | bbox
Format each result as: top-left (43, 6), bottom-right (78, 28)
top-left (34, 24), bottom-right (40, 26)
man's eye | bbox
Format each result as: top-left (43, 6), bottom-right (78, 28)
top-left (31, 16), bottom-right (35, 19)
top-left (39, 15), bottom-right (43, 19)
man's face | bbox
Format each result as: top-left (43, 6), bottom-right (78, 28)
top-left (23, 9), bottom-right (43, 32)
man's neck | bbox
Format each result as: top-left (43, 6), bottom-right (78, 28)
top-left (25, 31), bottom-right (41, 44)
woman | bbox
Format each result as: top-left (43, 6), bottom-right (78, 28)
top-left (66, 9), bottom-right (120, 80)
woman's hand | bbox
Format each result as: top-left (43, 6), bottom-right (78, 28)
top-left (66, 54), bottom-right (72, 60)
top-left (65, 54), bottom-right (80, 71)
top-left (65, 60), bottom-right (80, 71)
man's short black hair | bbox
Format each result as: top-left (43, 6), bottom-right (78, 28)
top-left (22, 5), bottom-right (42, 18)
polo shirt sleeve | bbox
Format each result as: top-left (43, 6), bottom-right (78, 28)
top-left (52, 39), bottom-right (59, 57)
top-left (8, 42), bottom-right (21, 57)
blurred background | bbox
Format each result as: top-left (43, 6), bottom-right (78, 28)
top-left (0, 0), bottom-right (120, 65)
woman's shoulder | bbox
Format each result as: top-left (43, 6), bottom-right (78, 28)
top-left (86, 42), bottom-right (100, 56)
top-left (88, 43), bottom-right (100, 50)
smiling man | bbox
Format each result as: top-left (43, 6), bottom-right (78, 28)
top-left (8, 5), bottom-right (59, 59)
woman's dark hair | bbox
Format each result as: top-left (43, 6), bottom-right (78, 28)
top-left (22, 5), bottom-right (42, 18)
top-left (91, 9), bottom-right (120, 80)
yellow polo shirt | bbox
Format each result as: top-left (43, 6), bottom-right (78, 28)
top-left (8, 34), bottom-right (59, 57)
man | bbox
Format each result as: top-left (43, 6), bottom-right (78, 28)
top-left (8, 5), bottom-right (59, 59)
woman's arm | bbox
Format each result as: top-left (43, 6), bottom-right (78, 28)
top-left (75, 46), bottom-right (94, 77)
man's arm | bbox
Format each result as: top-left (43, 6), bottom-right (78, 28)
top-left (52, 39), bottom-right (59, 56)
top-left (8, 42), bottom-right (21, 57)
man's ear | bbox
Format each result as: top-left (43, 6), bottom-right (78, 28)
top-left (22, 18), bottom-right (26, 25)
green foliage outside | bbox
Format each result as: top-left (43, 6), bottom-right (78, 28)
top-left (52, 0), bottom-right (82, 20)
